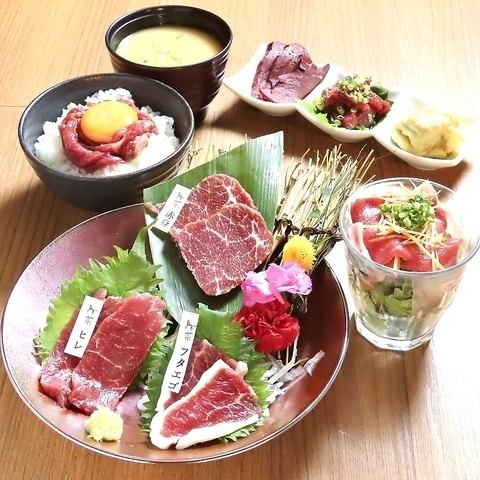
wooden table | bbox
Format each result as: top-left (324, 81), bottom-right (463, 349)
top-left (1, 1), bottom-right (479, 478)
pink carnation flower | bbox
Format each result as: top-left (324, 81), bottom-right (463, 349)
top-left (241, 271), bottom-right (276, 307)
top-left (241, 262), bottom-right (312, 307)
top-left (266, 262), bottom-right (312, 296)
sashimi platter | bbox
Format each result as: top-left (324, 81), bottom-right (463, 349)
top-left (2, 132), bottom-right (359, 462)
top-left (2, 4), bottom-right (477, 466)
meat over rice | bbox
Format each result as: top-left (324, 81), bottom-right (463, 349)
top-left (34, 88), bottom-right (180, 177)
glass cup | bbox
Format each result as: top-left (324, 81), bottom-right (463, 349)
top-left (339, 177), bottom-right (480, 351)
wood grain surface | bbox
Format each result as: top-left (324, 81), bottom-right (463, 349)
top-left (1, 0), bottom-right (479, 479)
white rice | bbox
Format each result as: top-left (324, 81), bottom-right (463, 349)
top-left (34, 88), bottom-right (180, 177)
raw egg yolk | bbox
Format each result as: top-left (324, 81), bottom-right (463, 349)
top-left (80, 101), bottom-right (138, 143)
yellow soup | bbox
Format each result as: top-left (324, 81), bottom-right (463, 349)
top-left (116, 25), bottom-right (222, 68)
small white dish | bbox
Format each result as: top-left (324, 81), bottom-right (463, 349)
top-left (296, 66), bottom-right (402, 143)
top-left (373, 94), bottom-right (466, 170)
top-left (223, 43), bottom-right (329, 117)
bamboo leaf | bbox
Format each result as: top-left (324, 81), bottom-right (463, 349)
top-left (143, 133), bottom-right (284, 321)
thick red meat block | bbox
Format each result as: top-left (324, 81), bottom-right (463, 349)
top-left (150, 359), bottom-right (260, 449)
top-left (163, 174), bottom-right (255, 242)
top-left (39, 290), bottom-right (119, 407)
top-left (68, 293), bottom-right (164, 414)
top-left (157, 338), bottom-right (241, 414)
top-left (175, 203), bottom-right (273, 296)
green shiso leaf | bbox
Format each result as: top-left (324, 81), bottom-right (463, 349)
top-left (219, 424), bottom-right (257, 443)
top-left (34, 247), bottom-right (161, 362)
top-left (140, 338), bottom-right (174, 432)
top-left (141, 304), bottom-right (272, 442)
top-left (137, 320), bottom-right (171, 380)
top-left (143, 132), bottom-right (283, 322)
top-left (297, 99), bottom-right (329, 125)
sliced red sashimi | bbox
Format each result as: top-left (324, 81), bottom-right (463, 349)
top-left (364, 233), bottom-right (413, 267)
top-left (38, 289), bottom-right (118, 407)
top-left (350, 197), bottom-right (385, 224)
top-left (364, 232), bottom-right (462, 271)
top-left (175, 203), bottom-right (273, 296)
top-left (150, 359), bottom-right (260, 450)
top-left (400, 238), bottom-right (462, 272)
top-left (157, 338), bottom-right (241, 415)
top-left (68, 293), bottom-right (164, 414)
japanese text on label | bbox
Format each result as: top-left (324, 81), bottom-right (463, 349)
top-left (64, 295), bottom-right (105, 358)
top-left (155, 184), bottom-right (192, 233)
top-left (162, 311), bottom-right (199, 393)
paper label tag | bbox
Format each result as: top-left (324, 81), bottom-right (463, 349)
top-left (155, 184), bottom-right (192, 233)
top-left (162, 311), bottom-right (199, 393)
top-left (64, 295), bottom-right (105, 358)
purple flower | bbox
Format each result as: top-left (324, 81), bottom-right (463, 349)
top-left (241, 262), bottom-right (312, 307)
top-left (266, 262), bottom-right (312, 296)
top-left (241, 271), bottom-right (276, 307)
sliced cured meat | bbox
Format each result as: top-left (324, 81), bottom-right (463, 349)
top-left (156, 338), bottom-right (242, 415)
top-left (175, 203), bottom-right (273, 296)
top-left (38, 289), bottom-right (117, 407)
top-left (348, 222), bottom-right (371, 259)
top-left (434, 207), bottom-right (448, 233)
top-left (150, 359), bottom-right (260, 449)
top-left (350, 197), bottom-right (385, 224)
top-left (251, 41), bottom-right (330, 103)
top-left (68, 293), bottom-right (164, 414)
top-left (59, 108), bottom-right (157, 172)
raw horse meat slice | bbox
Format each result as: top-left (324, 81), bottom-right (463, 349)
top-left (154, 174), bottom-right (256, 242)
top-left (38, 289), bottom-right (120, 407)
top-left (68, 293), bottom-right (164, 414)
top-left (59, 107), bottom-right (157, 172)
top-left (156, 338), bottom-right (242, 415)
top-left (150, 359), bottom-right (260, 449)
top-left (251, 41), bottom-right (330, 103)
top-left (175, 203), bottom-right (273, 295)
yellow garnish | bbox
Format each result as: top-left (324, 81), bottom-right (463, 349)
top-left (282, 235), bottom-right (316, 270)
top-left (85, 407), bottom-right (123, 442)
